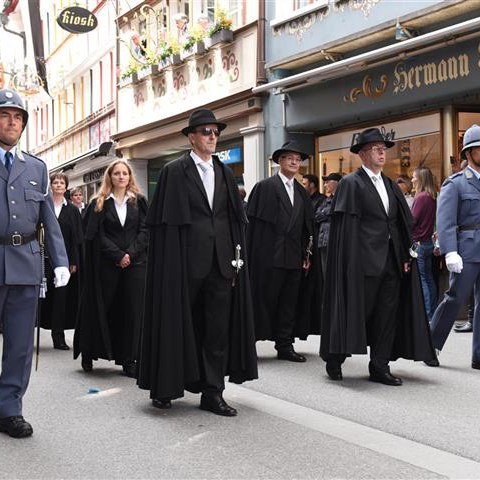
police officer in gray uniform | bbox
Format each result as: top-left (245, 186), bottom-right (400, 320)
top-left (427, 124), bottom-right (480, 369)
top-left (0, 89), bottom-right (70, 438)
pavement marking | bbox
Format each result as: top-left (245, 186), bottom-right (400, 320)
top-left (80, 387), bottom-right (122, 400)
top-left (226, 383), bottom-right (480, 479)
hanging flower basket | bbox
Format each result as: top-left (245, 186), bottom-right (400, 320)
top-left (207, 29), bottom-right (233, 47)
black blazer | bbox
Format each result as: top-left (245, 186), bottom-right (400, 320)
top-left (355, 168), bottom-right (403, 276)
top-left (99, 194), bottom-right (149, 265)
top-left (181, 153), bottom-right (234, 279)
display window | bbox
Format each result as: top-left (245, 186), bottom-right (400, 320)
top-left (317, 112), bottom-right (442, 192)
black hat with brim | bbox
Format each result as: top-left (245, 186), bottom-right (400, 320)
top-left (350, 127), bottom-right (395, 154)
top-left (272, 140), bottom-right (310, 164)
top-left (182, 108), bottom-right (227, 136)
top-left (322, 172), bottom-right (342, 182)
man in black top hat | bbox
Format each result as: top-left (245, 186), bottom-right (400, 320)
top-left (320, 128), bottom-right (435, 385)
top-left (137, 109), bottom-right (257, 416)
top-left (247, 141), bottom-right (319, 362)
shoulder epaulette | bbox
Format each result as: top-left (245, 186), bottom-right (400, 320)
top-left (21, 151), bottom-right (46, 165)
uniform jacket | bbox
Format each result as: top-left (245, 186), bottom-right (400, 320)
top-left (0, 150), bottom-right (67, 285)
top-left (437, 167), bottom-right (480, 262)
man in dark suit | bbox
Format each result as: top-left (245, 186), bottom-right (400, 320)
top-left (137, 109), bottom-right (257, 416)
top-left (247, 141), bottom-right (317, 362)
top-left (0, 89), bottom-right (69, 438)
top-left (321, 128), bottom-right (434, 385)
top-left (302, 174), bottom-right (325, 213)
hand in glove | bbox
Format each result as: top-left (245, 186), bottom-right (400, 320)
top-left (54, 266), bottom-right (71, 288)
top-left (445, 252), bottom-right (463, 274)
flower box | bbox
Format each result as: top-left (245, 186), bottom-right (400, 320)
top-left (118, 72), bottom-right (138, 87)
top-left (137, 64), bottom-right (159, 81)
top-left (181, 41), bottom-right (207, 60)
top-left (207, 29), bottom-right (233, 48)
top-left (169, 54), bottom-right (183, 66)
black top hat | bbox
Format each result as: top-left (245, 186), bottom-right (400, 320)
top-left (322, 172), bottom-right (342, 182)
top-left (350, 128), bottom-right (395, 154)
top-left (272, 140), bottom-right (310, 164)
top-left (181, 109), bottom-right (227, 136)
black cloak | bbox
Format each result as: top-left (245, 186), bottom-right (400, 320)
top-left (320, 171), bottom-right (435, 361)
top-left (246, 178), bottom-right (322, 341)
top-left (40, 201), bottom-right (84, 331)
top-left (137, 154), bottom-right (258, 401)
top-left (73, 196), bottom-right (148, 362)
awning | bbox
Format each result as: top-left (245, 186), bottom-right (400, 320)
top-left (253, 16), bottom-right (480, 95)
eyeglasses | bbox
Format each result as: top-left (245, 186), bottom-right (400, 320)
top-left (367, 146), bottom-right (388, 154)
top-left (196, 127), bottom-right (220, 137)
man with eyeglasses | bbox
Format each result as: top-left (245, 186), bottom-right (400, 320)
top-left (320, 127), bottom-right (435, 385)
top-left (247, 140), bottom-right (319, 363)
top-left (138, 109), bottom-right (257, 416)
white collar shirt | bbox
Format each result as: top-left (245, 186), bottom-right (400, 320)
top-left (54, 197), bottom-right (67, 218)
top-left (278, 171), bottom-right (295, 206)
top-left (467, 165), bottom-right (480, 180)
top-left (190, 151), bottom-right (215, 209)
top-left (108, 192), bottom-right (134, 227)
top-left (362, 165), bottom-right (389, 214)
top-left (0, 145), bottom-right (17, 168)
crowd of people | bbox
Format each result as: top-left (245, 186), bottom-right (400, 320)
top-left (1, 88), bottom-right (479, 440)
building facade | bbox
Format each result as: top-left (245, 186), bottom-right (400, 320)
top-left (257, 0), bottom-right (480, 187)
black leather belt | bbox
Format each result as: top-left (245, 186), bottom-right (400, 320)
top-left (458, 224), bottom-right (480, 232)
top-left (0, 232), bottom-right (36, 246)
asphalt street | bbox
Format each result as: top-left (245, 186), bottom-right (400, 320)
top-left (1, 327), bottom-right (480, 479)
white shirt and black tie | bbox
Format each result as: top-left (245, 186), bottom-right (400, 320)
top-left (362, 165), bottom-right (389, 214)
top-left (278, 171), bottom-right (295, 206)
top-left (191, 151), bottom-right (215, 209)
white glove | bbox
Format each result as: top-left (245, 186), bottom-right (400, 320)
top-left (54, 266), bottom-right (71, 288)
top-left (445, 252), bottom-right (463, 274)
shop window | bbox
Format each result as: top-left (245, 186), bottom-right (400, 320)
top-left (317, 113), bottom-right (442, 194)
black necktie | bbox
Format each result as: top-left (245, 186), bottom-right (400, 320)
top-left (4, 151), bottom-right (13, 174)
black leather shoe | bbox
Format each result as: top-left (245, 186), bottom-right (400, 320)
top-left (369, 365), bottom-right (402, 386)
top-left (326, 363), bottom-right (343, 381)
top-left (454, 321), bottom-right (472, 333)
top-left (152, 398), bottom-right (172, 409)
top-left (0, 416), bottom-right (33, 438)
top-left (81, 356), bottom-right (93, 372)
top-left (122, 362), bottom-right (137, 379)
top-left (200, 394), bottom-right (237, 417)
top-left (277, 348), bottom-right (306, 363)
top-left (424, 358), bottom-right (440, 367)
top-left (53, 342), bottom-right (70, 350)
top-left (472, 360), bottom-right (480, 370)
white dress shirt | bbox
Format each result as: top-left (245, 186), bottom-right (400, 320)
top-left (54, 198), bottom-right (67, 218)
top-left (191, 151), bottom-right (215, 209)
top-left (278, 171), bottom-right (295, 206)
top-left (108, 192), bottom-right (134, 227)
top-left (362, 165), bottom-right (389, 214)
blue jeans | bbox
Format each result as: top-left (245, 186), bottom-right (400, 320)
top-left (416, 240), bottom-right (437, 321)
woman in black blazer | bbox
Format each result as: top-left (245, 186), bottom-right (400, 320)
top-left (74, 160), bottom-right (148, 377)
top-left (40, 173), bottom-right (83, 349)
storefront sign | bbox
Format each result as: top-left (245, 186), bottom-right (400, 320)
top-left (217, 147), bottom-right (242, 165)
top-left (57, 7), bottom-right (98, 34)
top-left (83, 167), bottom-right (106, 184)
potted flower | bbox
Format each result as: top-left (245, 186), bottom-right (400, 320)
top-left (137, 49), bottom-right (161, 80)
top-left (207, 8), bottom-right (233, 47)
top-left (181, 25), bottom-right (206, 59)
top-left (119, 62), bottom-right (140, 87)
top-left (165, 35), bottom-right (182, 66)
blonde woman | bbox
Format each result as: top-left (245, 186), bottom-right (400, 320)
top-left (411, 166), bottom-right (437, 321)
top-left (74, 160), bottom-right (148, 377)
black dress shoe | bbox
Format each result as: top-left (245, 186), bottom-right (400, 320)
top-left (424, 358), bottom-right (440, 367)
top-left (277, 348), bottom-right (306, 363)
top-left (81, 356), bottom-right (93, 372)
top-left (472, 360), bottom-right (480, 370)
top-left (454, 321), bottom-right (473, 333)
top-left (369, 365), bottom-right (402, 386)
top-left (53, 342), bottom-right (70, 351)
top-left (0, 416), bottom-right (33, 438)
top-left (152, 398), bottom-right (172, 409)
top-left (326, 363), bottom-right (343, 381)
top-left (122, 362), bottom-right (137, 378)
top-left (200, 394), bottom-right (237, 417)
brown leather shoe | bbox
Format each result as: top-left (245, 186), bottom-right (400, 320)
top-left (0, 416), bottom-right (33, 438)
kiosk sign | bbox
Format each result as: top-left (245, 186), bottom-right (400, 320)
top-left (57, 6), bottom-right (97, 34)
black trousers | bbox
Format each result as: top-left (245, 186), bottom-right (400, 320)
top-left (328, 247), bottom-right (400, 371)
top-left (100, 261), bottom-right (146, 365)
top-left (265, 267), bottom-right (302, 350)
top-left (188, 258), bottom-right (232, 394)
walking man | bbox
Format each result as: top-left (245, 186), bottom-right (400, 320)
top-left (321, 128), bottom-right (434, 384)
top-left (138, 109), bottom-right (257, 415)
top-left (0, 89), bottom-right (69, 438)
